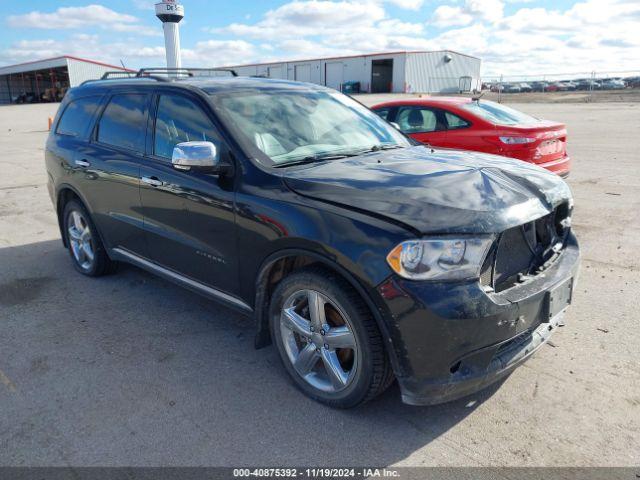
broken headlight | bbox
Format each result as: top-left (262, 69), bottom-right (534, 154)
top-left (386, 237), bottom-right (494, 281)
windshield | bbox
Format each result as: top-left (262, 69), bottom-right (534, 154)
top-left (209, 88), bottom-right (411, 166)
top-left (462, 100), bottom-right (540, 126)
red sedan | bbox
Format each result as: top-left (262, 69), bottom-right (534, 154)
top-left (372, 97), bottom-right (571, 177)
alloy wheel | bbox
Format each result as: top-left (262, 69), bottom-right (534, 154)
top-left (279, 289), bottom-right (359, 393)
top-left (67, 210), bottom-right (95, 271)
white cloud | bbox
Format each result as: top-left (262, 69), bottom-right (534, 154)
top-left (0, 36), bottom-right (259, 70)
top-left (7, 4), bottom-right (160, 36)
top-left (431, 6), bottom-right (474, 27)
top-left (210, 0), bottom-right (429, 60)
top-left (206, 0), bottom-right (640, 74)
top-left (3, 0), bottom-right (640, 79)
top-left (8, 5), bottom-right (137, 29)
top-left (378, 19), bottom-right (425, 35)
top-left (432, 0), bottom-right (504, 27)
top-left (449, 0), bottom-right (640, 75)
top-left (214, 1), bottom-right (386, 39)
top-left (132, 0), bottom-right (155, 10)
top-left (183, 40), bottom-right (258, 65)
top-left (1, 35), bottom-right (122, 64)
top-left (385, 0), bottom-right (426, 10)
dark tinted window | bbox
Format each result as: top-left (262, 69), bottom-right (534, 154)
top-left (445, 112), bottom-right (470, 129)
top-left (97, 94), bottom-right (147, 152)
top-left (374, 107), bottom-right (390, 121)
top-left (57, 96), bottom-right (102, 137)
top-left (154, 94), bottom-right (220, 159)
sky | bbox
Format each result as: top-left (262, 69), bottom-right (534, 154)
top-left (1, 0), bottom-right (639, 78)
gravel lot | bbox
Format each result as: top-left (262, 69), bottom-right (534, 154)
top-left (0, 100), bottom-right (638, 467)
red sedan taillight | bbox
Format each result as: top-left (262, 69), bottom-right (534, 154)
top-left (498, 136), bottom-right (536, 145)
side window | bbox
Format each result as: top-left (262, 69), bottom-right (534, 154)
top-left (396, 107), bottom-right (444, 133)
top-left (56, 96), bottom-right (102, 137)
top-left (374, 107), bottom-right (390, 121)
top-left (445, 112), bottom-right (470, 130)
top-left (97, 94), bottom-right (147, 153)
top-left (154, 94), bottom-right (221, 159)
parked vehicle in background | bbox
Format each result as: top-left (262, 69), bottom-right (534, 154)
top-left (45, 72), bottom-right (579, 408)
top-left (518, 83), bottom-right (533, 93)
top-left (502, 83), bottom-right (522, 93)
top-left (576, 79), bottom-right (601, 90)
top-left (372, 97), bottom-right (571, 177)
top-left (624, 76), bottom-right (640, 88)
top-left (531, 81), bottom-right (549, 92)
top-left (559, 81), bottom-right (578, 91)
top-left (601, 79), bottom-right (626, 90)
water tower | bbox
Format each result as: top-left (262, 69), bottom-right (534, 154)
top-left (155, 0), bottom-right (184, 70)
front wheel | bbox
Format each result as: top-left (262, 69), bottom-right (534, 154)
top-left (270, 268), bottom-right (394, 408)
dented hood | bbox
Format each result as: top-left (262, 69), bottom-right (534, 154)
top-left (283, 146), bottom-right (572, 234)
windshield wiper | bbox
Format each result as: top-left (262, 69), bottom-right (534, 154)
top-left (369, 143), bottom-right (405, 152)
top-left (273, 144), bottom-right (404, 168)
top-left (273, 152), bottom-right (360, 168)
top-left (352, 144), bottom-right (405, 155)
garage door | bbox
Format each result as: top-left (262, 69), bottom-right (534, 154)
top-left (294, 64), bottom-right (311, 83)
top-left (267, 66), bottom-right (284, 79)
top-left (325, 62), bottom-right (343, 90)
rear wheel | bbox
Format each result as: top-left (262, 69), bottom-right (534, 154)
top-left (270, 268), bottom-right (394, 408)
top-left (63, 200), bottom-right (114, 276)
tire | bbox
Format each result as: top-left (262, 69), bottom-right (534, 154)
top-left (62, 200), bottom-right (115, 277)
top-left (270, 267), bottom-right (394, 408)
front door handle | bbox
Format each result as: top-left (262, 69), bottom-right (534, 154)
top-left (75, 159), bottom-right (90, 168)
top-left (141, 176), bottom-right (163, 187)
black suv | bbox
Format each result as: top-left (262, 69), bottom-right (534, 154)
top-left (45, 71), bottom-right (579, 408)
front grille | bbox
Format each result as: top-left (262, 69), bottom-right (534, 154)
top-left (481, 203), bottom-right (571, 293)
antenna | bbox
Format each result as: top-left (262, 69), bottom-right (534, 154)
top-left (155, 0), bottom-right (185, 75)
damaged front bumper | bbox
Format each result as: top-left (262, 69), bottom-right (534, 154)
top-left (376, 233), bottom-right (580, 406)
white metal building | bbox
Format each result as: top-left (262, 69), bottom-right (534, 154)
top-left (0, 56), bottom-right (133, 104)
top-left (224, 50), bottom-right (482, 94)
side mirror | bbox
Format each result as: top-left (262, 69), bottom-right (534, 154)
top-left (171, 141), bottom-right (231, 175)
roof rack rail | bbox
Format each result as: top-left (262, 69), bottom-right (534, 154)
top-left (137, 67), bottom-right (238, 77)
top-left (80, 71), bottom-right (136, 85)
top-left (137, 68), bottom-right (194, 77)
top-left (81, 71), bottom-right (167, 86)
top-left (101, 71), bottom-right (136, 80)
top-left (80, 67), bottom-right (239, 86)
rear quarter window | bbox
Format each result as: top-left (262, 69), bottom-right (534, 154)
top-left (444, 112), bottom-right (470, 130)
top-left (56, 96), bottom-right (102, 137)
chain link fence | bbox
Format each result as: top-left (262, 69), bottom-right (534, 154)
top-left (478, 69), bottom-right (640, 102)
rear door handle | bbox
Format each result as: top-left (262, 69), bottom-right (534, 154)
top-left (75, 159), bottom-right (90, 168)
top-left (141, 176), bottom-right (163, 187)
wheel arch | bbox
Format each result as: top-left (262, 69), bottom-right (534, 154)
top-left (253, 248), bottom-right (404, 377)
top-left (55, 184), bottom-right (99, 248)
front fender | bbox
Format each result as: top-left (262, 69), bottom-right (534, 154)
top-left (251, 243), bottom-right (409, 379)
